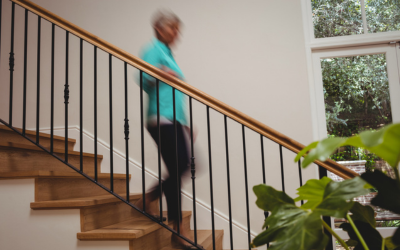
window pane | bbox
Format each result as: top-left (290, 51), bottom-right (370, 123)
top-left (312, 0), bottom-right (364, 38)
top-left (321, 54), bottom-right (399, 228)
top-left (366, 0), bottom-right (400, 33)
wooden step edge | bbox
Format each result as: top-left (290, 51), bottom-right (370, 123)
top-left (77, 211), bottom-right (192, 241)
top-left (0, 125), bottom-right (76, 142)
top-left (0, 170), bottom-right (130, 179)
top-left (201, 230), bottom-right (224, 250)
top-left (0, 141), bottom-right (103, 158)
top-left (31, 193), bottom-right (141, 209)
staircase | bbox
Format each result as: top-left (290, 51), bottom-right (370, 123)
top-left (0, 124), bottom-right (223, 250)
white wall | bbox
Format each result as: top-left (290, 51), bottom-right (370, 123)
top-left (0, 0), bottom-right (319, 249)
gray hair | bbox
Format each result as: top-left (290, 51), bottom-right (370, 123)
top-left (152, 10), bottom-right (181, 30)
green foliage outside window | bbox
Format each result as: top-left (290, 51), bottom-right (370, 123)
top-left (312, 0), bottom-right (400, 38)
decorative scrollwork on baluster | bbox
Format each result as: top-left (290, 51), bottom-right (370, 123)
top-left (124, 118), bottom-right (129, 140)
top-left (64, 84), bottom-right (69, 104)
top-left (9, 52), bottom-right (15, 71)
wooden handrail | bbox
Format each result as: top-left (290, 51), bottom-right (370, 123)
top-left (13, 0), bottom-right (358, 180)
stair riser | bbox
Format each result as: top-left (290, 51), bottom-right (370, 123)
top-left (0, 147), bottom-right (101, 174)
top-left (128, 217), bottom-right (191, 250)
top-left (35, 177), bottom-right (126, 201)
top-left (80, 201), bottom-right (142, 232)
top-left (0, 129), bottom-right (75, 151)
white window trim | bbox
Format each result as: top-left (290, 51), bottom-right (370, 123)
top-left (301, 0), bottom-right (400, 142)
top-left (302, 0), bottom-right (400, 50)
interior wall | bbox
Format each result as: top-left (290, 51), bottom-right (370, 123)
top-left (0, 0), bottom-right (318, 249)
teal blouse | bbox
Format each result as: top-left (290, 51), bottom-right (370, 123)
top-left (139, 38), bottom-right (188, 126)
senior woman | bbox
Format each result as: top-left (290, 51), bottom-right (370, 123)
top-left (136, 11), bottom-right (196, 249)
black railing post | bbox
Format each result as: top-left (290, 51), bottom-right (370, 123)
top-left (173, 88), bottom-right (180, 233)
top-left (156, 79), bottom-right (162, 219)
top-left (9, 2), bottom-right (15, 126)
top-left (64, 31), bottom-right (69, 163)
top-left (189, 97), bottom-right (198, 244)
top-left (242, 125), bottom-right (251, 250)
top-left (140, 71), bottom-right (146, 211)
top-left (22, 9), bottom-right (28, 135)
top-left (279, 145), bottom-right (285, 192)
top-left (79, 38), bottom-right (83, 172)
top-left (36, 16), bottom-right (41, 144)
top-left (50, 23), bottom-right (55, 153)
top-left (224, 115), bottom-right (233, 250)
top-left (260, 135), bottom-right (269, 248)
top-left (109, 54), bottom-right (114, 192)
top-left (319, 165), bottom-right (334, 250)
top-left (206, 106), bottom-right (216, 250)
top-left (124, 62), bottom-right (130, 202)
top-left (298, 159), bottom-right (304, 205)
top-left (94, 46), bottom-right (98, 181)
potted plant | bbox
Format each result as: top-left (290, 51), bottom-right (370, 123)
top-left (251, 123), bottom-right (400, 250)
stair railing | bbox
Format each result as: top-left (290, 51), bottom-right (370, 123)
top-left (0, 0), bottom-right (358, 249)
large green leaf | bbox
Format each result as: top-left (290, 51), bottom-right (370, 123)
top-left (350, 202), bottom-right (376, 228)
top-left (297, 123), bottom-right (400, 168)
top-left (393, 228), bottom-right (400, 245)
top-left (361, 171), bottom-right (400, 215)
top-left (251, 205), bottom-right (328, 250)
top-left (313, 177), bottom-right (369, 218)
top-left (253, 184), bottom-right (294, 212)
top-left (301, 137), bottom-right (346, 168)
top-left (340, 221), bottom-right (384, 250)
top-left (294, 177), bottom-right (332, 209)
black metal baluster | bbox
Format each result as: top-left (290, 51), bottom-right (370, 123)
top-left (319, 165), bottom-right (333, 250)
top-left (9, 2), bottom-right (15, 126)
top-left (206, 106), bottom-right (216, 250)
top-left (242, 125), bottom-right (251, 250)
top-left (124, 62), bottom-right (130, 202)
top-left (64, 31), bottom-right (69, 162)
top-left (79, 38), bottom-right (83, 172)
top-left (173, 87), bottom-right (181, 233)
top-left (36, 16), bottom-right (41, 144)
top-left (22, 9), bottom-right (28, 135)
top-left (156, 79), bottom-right (162, 220)
top-left (94, 46), bottom-right (98, 181)
top-left (260, 135), bottom-right (269, 248)
top-left (279, 145), bottom-right (285, 192)
top-left (140, 71), bottom-right (146, 211)
top-left (50, 23), bottom-right (55, 153)
top-left (224, 115), bottom-right (233, 250)
top-left (109, 54), bottom-right (114, 192)
top-left (298, 159), bottom-right (303, 205)
top-left (189, 97), bottom-right (198, 244)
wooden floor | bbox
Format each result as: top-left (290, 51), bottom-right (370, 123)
top-left (0, 124), bottom-right (223, 250)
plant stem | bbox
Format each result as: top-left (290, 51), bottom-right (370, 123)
top-left (321, 220), bottom-right (349, 250)
top-left (381, 237), bottom-right (385, 250)
top-left (346, 214), bottom-right (369, 250)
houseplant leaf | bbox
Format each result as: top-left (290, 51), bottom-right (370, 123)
top-left (385, 236), bottom-right (400, 250)
top-left (296, 123), bottom-right (400, 169)
top-left (294, 177), bottom-right (332, 209)
top-left (253, 184), bottom-right (294, 212)
top-left (252, 204), bottom-right (328, 250)
top-left (313, 177), bottom-right (370, 218)
top-left (361, 171), bottom-right (400, 215)
top-left (350, 202), bottom-right (376, 228)
top-left (340, 221), bottom-right (384, 250)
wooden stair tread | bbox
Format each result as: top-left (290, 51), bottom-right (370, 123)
top-left (159, 230), bottom-right (223, 250)
top-left (77, 211), bottom-right (192, 240)
top-left (0, 125), bottom-right (76, 142)
top-left (0, 170), bottom-right (129, 179)
top-left (31, 193), bottom-right (141, 209)
top-left (0, 141), bottom-right (103, 158)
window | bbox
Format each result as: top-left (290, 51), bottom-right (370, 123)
top-left (312, 0), bottom-right (400, 38)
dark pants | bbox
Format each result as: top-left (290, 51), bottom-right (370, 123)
top-left (148, 122), bottom-right (190, 222)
